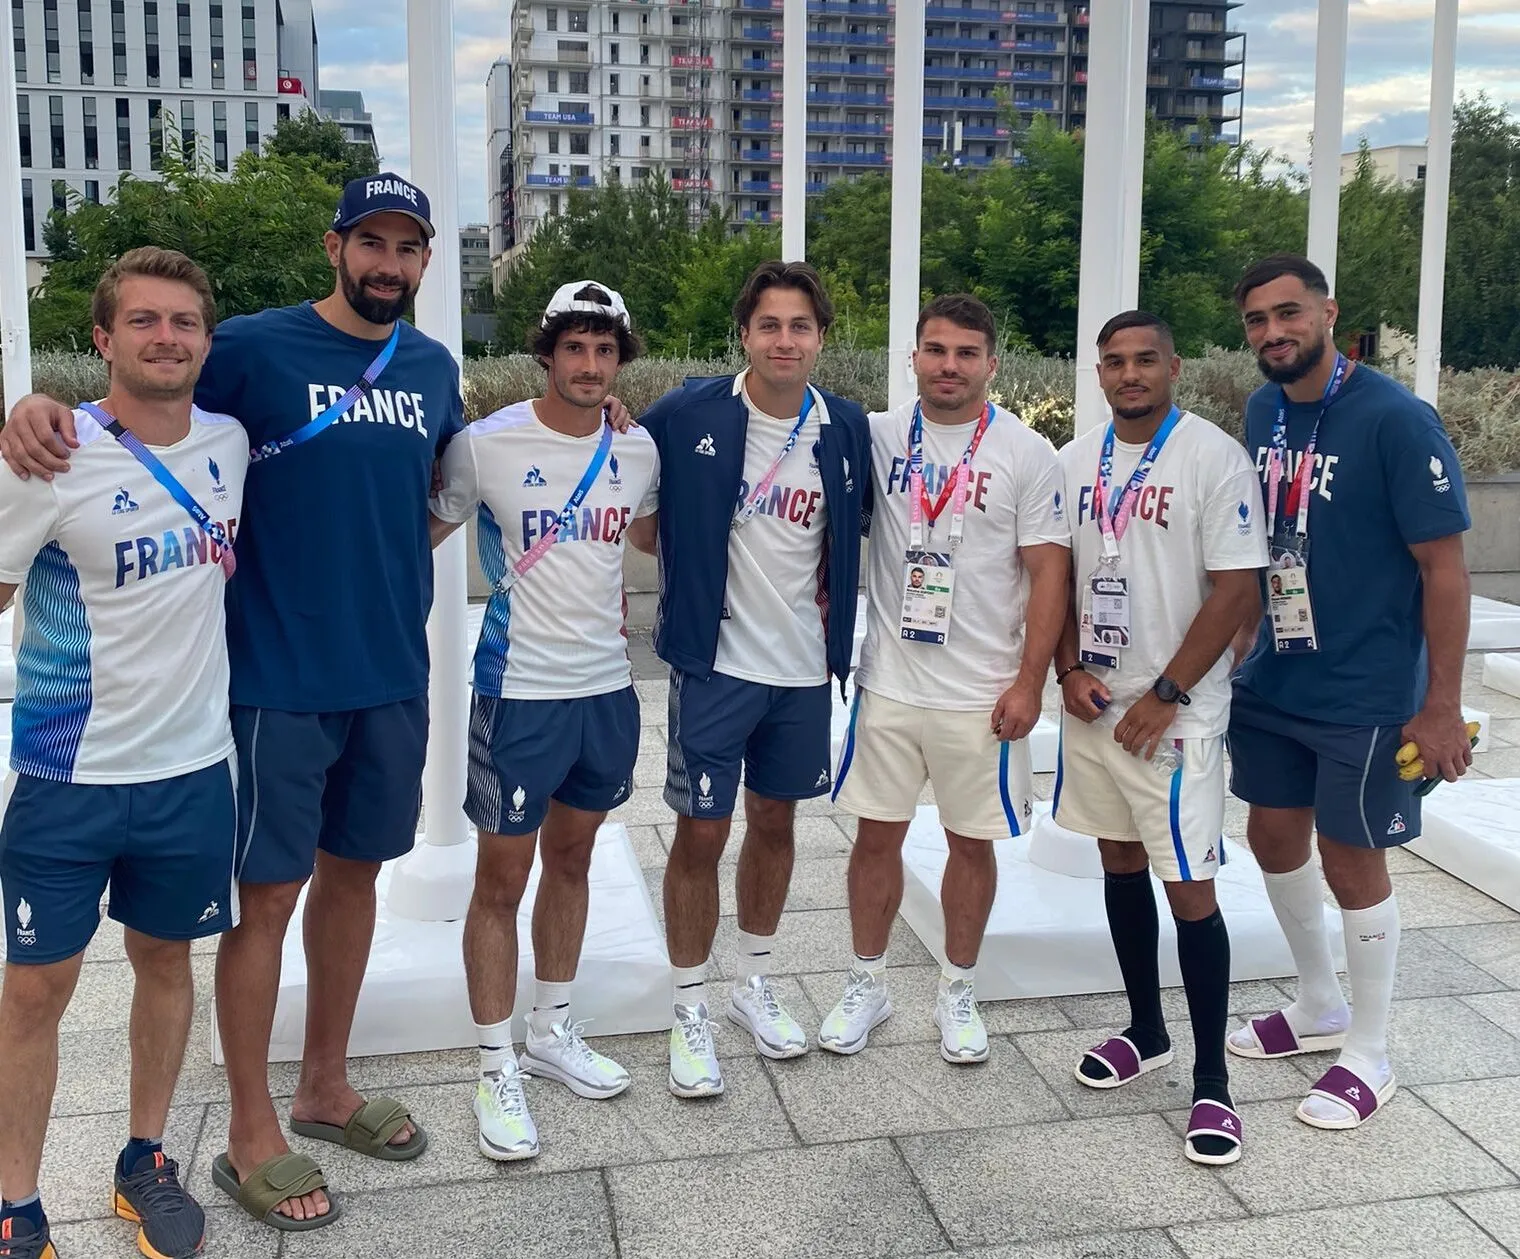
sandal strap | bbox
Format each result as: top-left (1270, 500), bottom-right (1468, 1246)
top-left (343, 1097), bottom-right (413, 1154)
top-left (239, 1153), bottom-right (327, 1216)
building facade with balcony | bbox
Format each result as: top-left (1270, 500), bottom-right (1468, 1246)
top-left (504, 0), bottom-right (1243, 242)
top-left (318, 87), bottom-right (379, 159)
top-left (12, 0), bottom-right (320, 280)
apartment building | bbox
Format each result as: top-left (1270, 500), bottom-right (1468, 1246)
top-left (319, 86), bottom-right (379, 159)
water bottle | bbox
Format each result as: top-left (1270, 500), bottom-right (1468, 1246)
top-left (1094, 696), bottom-right (1181, 776)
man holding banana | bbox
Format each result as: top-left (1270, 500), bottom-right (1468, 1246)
top-left (1224, 254), bottom-right (1473, 1133)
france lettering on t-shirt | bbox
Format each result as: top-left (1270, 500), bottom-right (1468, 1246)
top-left (522, 504), bottom-right (633, 547)
top-left (1250, 445), bottom-right (1340, 505)
top-left (304, 383), bottom-right (432, 436)
top-left (732, 475), bottom-right (823, 528)
top-left (883, 455), bottom-right (994, 514)
top-left (1074, 482), bottom-right (1175, 530)
top-left (114, 517), bottom-right (238, 587)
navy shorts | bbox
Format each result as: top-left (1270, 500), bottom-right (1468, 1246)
top-left (233, 697), bottom-right (428, 885)
top-left (0, 758), bottom-right (238, 965)
top-left (665, 670), bottom-right (833, 819)
top-left (1227, 683), bottom-right (1420, 848)
top-left (466, 687), bottom-right (640, 835)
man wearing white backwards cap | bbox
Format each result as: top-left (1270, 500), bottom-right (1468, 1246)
top-left (429, 281), bottom-right (659, 1163)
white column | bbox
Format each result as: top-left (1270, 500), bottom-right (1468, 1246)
top-left (0, 20), bottom-right (32, 409)
top-left (1073, 0), bottom-right (1146, 434)
top-left (1414, 0), bottom-right (1458, 406)
top-left (781, 0), bottom-right (807, 259)
top-left (1305, 0), bottom-right (1348, 292)
top-left (387, 0), bottom-right (475, 922)
top-left (886, 0), bottom-right (926, 410)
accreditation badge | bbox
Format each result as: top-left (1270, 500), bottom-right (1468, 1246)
top-left (1080, 567), bottom-right (1130, 670)
top-left (899, 549), bottom-right (955, 645)
top-left (1267, 535), bottom-right (1318, 654)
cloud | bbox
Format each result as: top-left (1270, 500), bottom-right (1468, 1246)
top-left (311, 0), bottom-right (1520, 227)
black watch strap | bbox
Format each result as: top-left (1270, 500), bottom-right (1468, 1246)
top-left (1056, 663), bottom-right (1087, 684)
top-left (1153, 676), bottom-right (1191, 705)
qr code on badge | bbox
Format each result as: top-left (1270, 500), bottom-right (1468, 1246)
top-left (934, 604), bottom-right (947, 617)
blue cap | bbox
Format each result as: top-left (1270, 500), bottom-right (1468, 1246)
top-left (331, 172), bottom-right (435, 239)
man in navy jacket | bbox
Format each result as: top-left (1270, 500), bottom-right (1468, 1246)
top-left (629, 260), bottom-right (870, 1098)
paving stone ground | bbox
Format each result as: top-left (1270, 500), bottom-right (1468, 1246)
top-left (14, 645), bottom-right (1520, 1258)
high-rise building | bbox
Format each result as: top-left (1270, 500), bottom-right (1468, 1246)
top-left (485, 55), bottom-right (516, 286)
top-left (319, 87), bottom-right (379, 159)
top-left (12, 0), bottom-right (320, 277)
top-left (459, 222), bottom-right (492, 311)
top-left (504, 0), bottom-right (1243, 243)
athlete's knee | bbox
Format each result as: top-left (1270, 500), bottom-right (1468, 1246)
top-left (670, 816), bottom-right (729, 868)
top-left (123, 930), bottom-right (192, 984)
top-left (472, 850), bottom-right (533, 914)
top-left (1316, 836), bottom-right (1391, 908)
top-left (1245, 805), bottom-right (1315, 870)
top-left (945, 831), bottom-right (993, 867)
top-left (743, 793), bottom-right (796, 844)
top-left (541, 836), bottom-right (595, 884)
top-left (1098, 838), bottom-right (1149, 875)
top-left (0, 959), bottom-right (78, 1026)
top-left (1162, 878), bottom-right (1218, 921)
top-left (311, 849), bottom-right (383, 892)
top-left (233, 879), bottom-right (304, 933)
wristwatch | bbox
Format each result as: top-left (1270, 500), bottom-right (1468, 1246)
top-left (1153, 676), bottom-right (1191, 706)
top-left (1055, 663), bottom-right (1086, 684)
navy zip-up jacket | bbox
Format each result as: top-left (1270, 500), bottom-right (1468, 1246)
top-left (638, 373), bottom-right (872, 692)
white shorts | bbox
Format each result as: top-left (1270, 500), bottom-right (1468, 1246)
top-left (1052, 712), bottom-right (1226, 883)
top-left (831, 688), bottom-right (1035, 840)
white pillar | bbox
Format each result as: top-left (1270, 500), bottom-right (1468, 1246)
top-left (781, 0), bottom-right (807, 260)
top-left (0, 16), bottom-right (33, 410)
top-left (1305, 0), bottom-right (1348, 293)
top-left (387, 0), bottom-right (475, 922)
top-left (886, 0), bottom-right (926, 410)
top-left (1073, 0), bottom-right (1147, 434)
top-left (1414, 0), bottom-right (1458, 406)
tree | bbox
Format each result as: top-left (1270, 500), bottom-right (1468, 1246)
top-left (263, 111), bottom-right (380, 188)
top-left (1331, 141), bottom-right (1421, 349)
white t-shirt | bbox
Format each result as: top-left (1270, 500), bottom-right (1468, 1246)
top-left (432, 401), bottom-right (659, 700)
top-left (0, 405), bottom-right (248, 784)
top-left (712, 380), bottom-right (830, 687)
top-left (1058, 409), bottom-right (1269, 737)
top-left (855, 400), bottom-right (1070, 711)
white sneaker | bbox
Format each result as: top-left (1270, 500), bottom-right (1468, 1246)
top-left (474, 1062), bottom-right (539, 1160)
top-left (934, 978), bottom-right (990, 1064)
top-left (728, 974), bottom-right (809, 1059)
top-left (521, 1017), bottom-right (631, 1100)
top-left (819, 967), bottom-right (894, 1055)
top-left (669, 1001), bottom-right (725, 1098)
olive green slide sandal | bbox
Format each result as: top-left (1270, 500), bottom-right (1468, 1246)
top-left (211, 1151), bottom-right (341, 1232)
top-left (289, 1096), bottom-right (430, 1161)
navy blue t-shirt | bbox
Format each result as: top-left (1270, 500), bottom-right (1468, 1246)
top-left (194, 302), bottom-right (464, 712)
top-left (1236, 363), bottom-right (1470, 727)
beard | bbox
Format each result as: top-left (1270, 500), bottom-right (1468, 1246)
top-left (1112, 401), bottom-right (1155, 420)
top-left (339, 256), bottom-right (416, 326)
top-left (1257, 334), bottom-right (1327, 385)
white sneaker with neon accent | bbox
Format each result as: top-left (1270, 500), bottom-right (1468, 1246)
top-left (521, 1017), bottom-right (631, 1100)
top-left (728, 974), bottom-right (809, 1058)
top-left (819, 967), bottom-right (893, 1055)
top-left (474, 1062), bottom-right (539, 1161)
top-left (669, 1001), bottom-right (725, 1098)
top-left (934, 978), bottom-right (990, 1064)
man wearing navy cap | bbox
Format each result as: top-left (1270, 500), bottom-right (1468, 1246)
top-left (1, 173), bottom-right (456, 1232)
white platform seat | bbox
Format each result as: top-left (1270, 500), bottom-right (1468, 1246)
top-left (1409, 778), bottom-right (1520, 912)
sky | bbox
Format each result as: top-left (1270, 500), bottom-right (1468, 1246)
top-left (310, 0), bottom-right (1520, 226)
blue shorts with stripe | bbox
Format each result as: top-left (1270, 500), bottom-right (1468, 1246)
top-left (0, 757), bottom-right (239, 964)
top-left (232, 698), bottom-right (428, 885)
top-left (1226, 682), bottom-right (1420, 848)
top-left (664, 671), bottom-right (833, 819)
top-left (466, 687), bottom-right (640, 835)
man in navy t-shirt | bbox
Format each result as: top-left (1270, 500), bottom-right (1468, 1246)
top-left (0, 174), bottom-right (462, 1230)
top-left (1221, 254), bottom-right (1472, 1135)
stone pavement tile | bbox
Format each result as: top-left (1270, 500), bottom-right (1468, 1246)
top-left (1427, 922), bottom-right (1520, 987)
top-left (906, 1235), bottom-right (1183, 1259)
top-left (586, 974), bottom-right (818, 1065)
top-left (625, 822), bottom-right (668, 867)
top-left (1053, 980), bottom-right (1291, 1032)
top-left (1159, 1092), bottom-right (1515, 1214)
top-left (1222, 794), bottom-right (1250, 841)
top-left (1390, 871), bottom-right (1519, 929)
top-left (633, 748), bottom-right (667, 788)
top-left (898, 1114), bottom-right (1245, 1248)
top-left (1489, 716), bottom-right (1520, 748)
top-left (1463, 990), bottom-right (1520, 1039)
top-left (1453, 1188), bottom-right (1520, 1254)
top-left (1294, 997), bottom-right (1520, 1089)
top-left (1014, 1025), bottom-right (1309, 1120)
top-left (52, 1205), bottom-right (280, 1259)
top-left (1418, 1078), bottom-right (1520, 1174)
top-left (1168, 1196), bottom-right (1510, 1259)
top-left (39, 1105), bottom-right (205, 1223)
top-left (618, 786), bottom-right (679, 827)
top-left (265, 1046), bottom-right (480, 1099)
top-left (798, 966), bottom-right (1073, 1043)
top-left (763, 1038), bottom-right (1066, 1142)
top-left (1472, 747), bottom-right (1520, 776)
top-left (608, 1138), bottom-right (945, 1259)
top-left (57, 953), bottom-right (218, 1036)
top-left (295, 1171), bottom-right (618, 1259)
top-left (634, 677), bottom-right (670, 706)
top-left (83, 916), bottom-right (127, 964)
top-left (710, 909), bottom-right (933, 978)
top-left (1391, 929), bottom-right (1511, 998)
top-left (53, 1016), bottom-right (227, 1117)
top-left (1385, 844), bottom-right (1430, 874)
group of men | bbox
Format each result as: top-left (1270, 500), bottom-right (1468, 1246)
top-left (0, 169), bottom-right (1473, 1257)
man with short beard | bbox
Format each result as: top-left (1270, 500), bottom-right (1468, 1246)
top-left (1224, 254), bottom-right (1472, 1134)
top-left (0, 175), bottom-right (460, 1230)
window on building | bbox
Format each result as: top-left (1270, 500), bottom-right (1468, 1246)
top-left (17, 92), bottom-right (30, 166)
top-left (548, 131), bottom-right (559, 153)
top-left (546, 69), bottom-right (558, 91)
top-left (571, 163), bottom-right (589, 180)
top-left (548, 162), bottom-right (560, 175)
top-left (44, 0), bottom-right (60, 83)
top-left (177, 1), bottom-right (191, 85)
top-left (242, 2), bottom-right (255, 87)
top-left (276, 101), bottom-right (287, 120)
top-left (148, 98), bottom-right (163, 167)
top-left (111, 0), bottom-right (125, 84)
top-left (49, 94), bottom-right (64, 166)
top-left (244, 99), bottom-right (258, 151)
top-left (12, 0), bottom-right (25, 83)
top-left (609, 132), bottom-right (620, 155)
top-left (609, 164), bottom-right (620, 180)
top-left (144, 0), bottom-right (159, 86)
top-left (52, 178), bottom-right (68, 212)
top-left (77, 0), bottom-right (94, 82)
top-left (569, 70), bottom-right (588, 94)
top-left (549, 192), bottom-right (560, 214)
top-left (1416, 164), bottom-right (1427, 180)
top-left (609, 42), bottom-right (619, 64)
top-left (209, 2), bottom-right (223, 86)
top-left (213, 98), bottom-right (227, 168)
top-left (611, 10), bottom-right (619, 31)
top-left (569, 132), bottom-right (589, 155)
top-left (115, 95), bottom-right (130, 165)
top-left (82, 95), bottom-right (97, 166)
top-left (21, 178), bottom-right (34, 251)
top-left (568, 8), bottom-right (586, 32)
top-left (84, 178), bottom-right (98, 201)
top-left (639, 103), bottom-right (649, 126)
top-left (639, 43), bottom-right (649, 64)
top-left (608, 72), bottom-right (619, 95)
top-left (632, 165), bottom-right (650, 181)
top-left (639, 132), bottom-right (650, 149)
top-left (545, 7), bottom-right (557, 30)
top-left (610, 103), bottom-right (619, 123)
top-left (180, 98), bottom-right (195, 160)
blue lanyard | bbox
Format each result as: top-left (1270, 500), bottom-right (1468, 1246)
top-left (249, 324), bottom-right (400, 464)
top-left (1095, 405), bottom-right (1180, 557)
top-left (733, 389), bottom-right (814, 530)
top-left (83, 402), bottom-right (230, 554)
top-left (1267, 353), bottom-right (1349, 538)
top-left (494, 419), bottom-right (615, 594)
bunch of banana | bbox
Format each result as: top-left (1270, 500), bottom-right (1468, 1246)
top-left (1396, 722), bottom-right (1481, 796)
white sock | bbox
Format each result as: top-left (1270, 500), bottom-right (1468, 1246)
top-left (476, 1018), bottom-right (515, 1077)
top-left (734, 929), bottom-right (775, 983)
top-left (940, 961), bottom-right (974, 990)
top-left (672, 961), bottom-right (708, 1011)
top-left (528, 978), bottom-right (573, 1038)
top-left (1261, 860), bottom-right (1348, 1029)
top-left (1340, 895), bottom-right (1401, 1073)
top-left (854, 951), bottom-right (887, 979)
